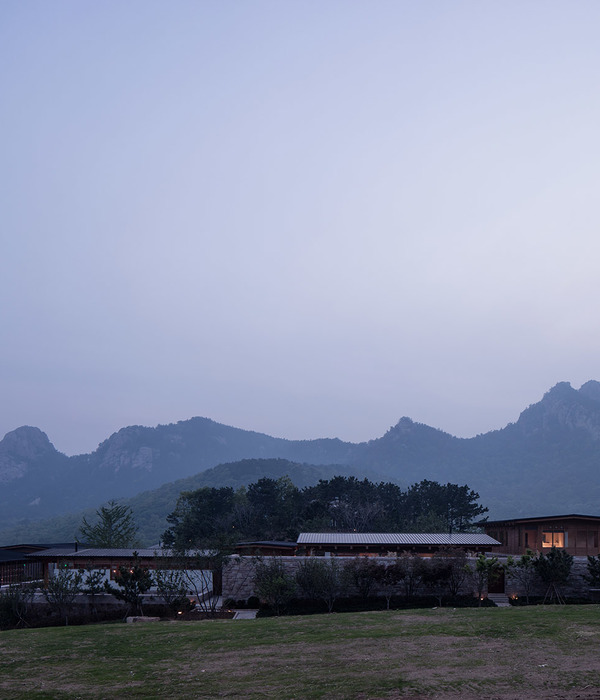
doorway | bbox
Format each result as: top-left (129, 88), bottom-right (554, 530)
top-left (488, 569), bottom-right (505, 594)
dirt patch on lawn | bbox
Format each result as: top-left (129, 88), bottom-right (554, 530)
top-left (150, 630), bottom-right (600, 699)
top-left (418, 690), bottom-right (600, 700)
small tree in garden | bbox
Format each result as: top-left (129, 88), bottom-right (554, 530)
top-left (253, 558), bottom-right (297, 615)
top-left (420, 557), bottom-right (453, 606)
top-left (343, 557), bottom-right (381, 600)
top-left (154, 568), bottom-right (190, 614)
top-left (0, 583), bottom-right (37, 629)
top-left (82, 567), bottom-right (106, 618)
top-left (467, 554), bottom-right (503, 606)
top-left (175, 545), bottom-right (231, 616)
top-left (105, 555), bottom-right (153, 616)
top-left (295, 558), bottom-right (344, 613)
top-left (163, 532), bottom-right (234, 616)
top-left (585, 554), bottom-right (600, 587)
top-left (373, 559), bottom-right (406, 609)
top-left (43, 568), bottom-right (83, 625)
top-left (533, 547), bottom-right (573, 604)
top-left (434, 548), bottom-right (469, 598)
top-left (295, 558), bottom-right (324, 601)
top-left (507, 550), bottom-right (537, 604)
top-left (396, 554), bottom-right (427, 602)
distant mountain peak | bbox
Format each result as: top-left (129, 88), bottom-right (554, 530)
top-left (394, 416), bottom-right (414, 429)
top-left (544, 381), bottom-right (576, 398)
top-left (0, 426), bottom-right (56, 459)
top-left (579, 380), bottom-right (600, 403)
top-left (0, 426), bottom-right (60, 485)
top-left (516, 380), bottom-right (600, 440)
top-left (381, 417), bottom-right (418, 438)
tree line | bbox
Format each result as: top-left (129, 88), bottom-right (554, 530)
top-left (162, 475), bottom-right (488, 549)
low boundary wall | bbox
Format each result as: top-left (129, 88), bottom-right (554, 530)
top-left (223, 554), bottom-right (597, 603)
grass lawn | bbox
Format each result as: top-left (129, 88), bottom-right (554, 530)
top-left (2, 606), bottom-right (600, 699)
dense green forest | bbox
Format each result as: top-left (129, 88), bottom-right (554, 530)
top-left (162, 475), bottom-right (487, 549)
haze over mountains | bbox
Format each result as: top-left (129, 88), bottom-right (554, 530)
top-left (1, 381), bottom-right (600, 543)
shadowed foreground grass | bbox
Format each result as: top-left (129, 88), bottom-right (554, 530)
top-left (1, 606), bottom-right (600, 698)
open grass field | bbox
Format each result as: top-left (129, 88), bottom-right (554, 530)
top-left (2, 606), bottom-right (600, 699)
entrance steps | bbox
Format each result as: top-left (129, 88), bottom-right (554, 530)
top-left (487, 593), bottom-right (511, 607)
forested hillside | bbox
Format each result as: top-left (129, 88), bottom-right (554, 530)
top-left (0, 459), bottom-right (376, 545)
top-left (2, 381), bottom-right (600, 540)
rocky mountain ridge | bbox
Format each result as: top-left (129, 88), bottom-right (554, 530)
top-left (514, 381), bottom-right (600, 440)
top-left (1, 380), bottom-right (600, 530)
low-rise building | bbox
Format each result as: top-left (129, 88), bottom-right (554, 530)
top-left (29, 546), bottom-right (217, 596)
top-left (483, 514), bottom-right (600, 556)
top-left (0, 543), bottom-right (79, 587)
top-left (296, 532), bottom-right (500, 556)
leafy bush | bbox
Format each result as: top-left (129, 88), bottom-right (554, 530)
top-left (0, 584), bottom-right (36, 629)
top-left (253, 558), bottom-right (296, 615)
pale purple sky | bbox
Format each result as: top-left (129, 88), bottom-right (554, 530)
top-left (2, 1), bottom-right (600, 456)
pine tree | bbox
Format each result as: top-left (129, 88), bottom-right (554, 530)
top-left (105, 554), bottom-right (153, 616)
top-left (79, 501), bottom-right (138, 547)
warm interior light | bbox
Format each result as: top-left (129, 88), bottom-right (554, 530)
top-left (542, 532), bottom-right (565, 548)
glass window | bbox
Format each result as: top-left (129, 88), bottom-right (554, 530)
top-left (542, 531), bottom-right (564, 548)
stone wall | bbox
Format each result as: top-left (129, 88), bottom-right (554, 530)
top-left (223, 556), bottom-right (261, 601)
top-left (503, 556), bottom-right (593, 600)
top-left (223, 554), bottom-right (598, 604)
top-left (223, 555), bottom-right (473, 603)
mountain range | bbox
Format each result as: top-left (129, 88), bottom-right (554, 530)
top-left (1, 380), bottom-right (600, 544)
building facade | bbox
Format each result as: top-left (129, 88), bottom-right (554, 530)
top-left (483, 514), bottom-right (600, 556)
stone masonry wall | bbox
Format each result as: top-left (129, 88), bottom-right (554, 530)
top-left (223, 554), bottom-right (598, 604)
top-left (503, 556), bottom-right (593, 599)
top-left (223, 555), bottom-right (477, 603)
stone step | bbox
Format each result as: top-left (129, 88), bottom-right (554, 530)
top-left (487, 593), bottom-right (511, 607)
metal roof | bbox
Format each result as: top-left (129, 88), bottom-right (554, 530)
top-left (297, 533), bottom-right (500, 546)
top-left (29, 547), bottom-right (174, 558)
top-left (0, 543), bottom-right (86, 553)
top-left (236, 541), bottom-right (297, 548)
top-left (29, 547), bottom-right (215, 559)
top-left (485, 514), bottom-right (600, 526)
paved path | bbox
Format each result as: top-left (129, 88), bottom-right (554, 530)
top-left (206, 595), bottom-right (257, 618)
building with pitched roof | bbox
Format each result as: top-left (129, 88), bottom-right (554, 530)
top-left (483, 514), bottom-right (600, 556)
top-left (296, 532), bottom-right (500, 556)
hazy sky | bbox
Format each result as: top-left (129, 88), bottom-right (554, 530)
top-left (2, 1), bottom-right (600, 456)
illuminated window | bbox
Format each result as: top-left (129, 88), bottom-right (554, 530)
top-left (542, 531), bottom-right (564, 548)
